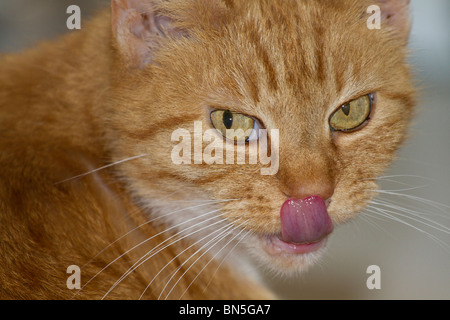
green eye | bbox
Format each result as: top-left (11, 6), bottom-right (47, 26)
top-left (210, 110), bottom-right (257, 142)
top-left (329, 94), bottom-right (373, 132)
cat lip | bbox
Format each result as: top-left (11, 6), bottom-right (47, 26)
top-left (261, 234), bottom-right (328, 256)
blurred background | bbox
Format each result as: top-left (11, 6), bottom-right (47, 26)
top-left (0, 0), bottom-right (449, 299)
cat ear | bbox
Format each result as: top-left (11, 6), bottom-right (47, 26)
top-left (378, 0), bottom-right (412, 40)
top-left (111, 0), bottom-right (185, 69)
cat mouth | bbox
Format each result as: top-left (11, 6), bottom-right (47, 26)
top-left (261, 234), bottom-right (329, 256)
top-left (260, 196), bottom-right (333, 256)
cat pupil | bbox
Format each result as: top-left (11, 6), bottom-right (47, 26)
top-left (342, 104), bottom-right (351, 116)
top-left (223, 110), bottom-right (234, 129)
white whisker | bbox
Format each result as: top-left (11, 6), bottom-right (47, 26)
top-left (77, 207), bottom-right (226, 299)
top-left (367, 204), bottom-right (450, 234)
top-left (164, 199), bottom-right (242, 203)
top-left (181, 226), bottom-right (251, 300)
top-left (139, 221), bottom-right (235, 300)
top-left (159, 220), bottom-right (242, 300)
top-left (55, 154), bottom-right (149, 185)
top-left (82, 199), bottom-right (236, 269)
top-left (365, 207), bottom-right (450, 252)
top-left (365, 189), bottom-right (450, 212)
top-left (372, 197), bottom-right (450, 221)
top-left (368, 185), bottom-right (429, 193)
top-left (102, 213), bottom-right (228, 299)
top-left (362, 174), bottom-right (437, 182)
top-left (358, 212), bottom-right (393, 236)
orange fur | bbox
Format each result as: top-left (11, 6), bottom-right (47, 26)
top-left (0, 0), bottom-right (415, 299)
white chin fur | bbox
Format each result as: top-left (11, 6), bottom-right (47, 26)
top-left (242, 234), bottom-right (328, 277)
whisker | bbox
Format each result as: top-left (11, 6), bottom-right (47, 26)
top-left (367, 204), bottom-right (450, 234)
top-left (358, 212), bottom-right (394, 236)
top-left (76, 207), bottom-right (226, 299)
top-left (102, 213), bottom-right (228, 299)
top-left (171, 228), bottom-right (245, 301)
top-left (372, 197), bottom-right (450, 221)
top-left (360, 175), bottom-right (440, 191)
top-left (366, 207), bottom-right (450, 252)
top-left (163, 199), bottom-right (242, 203)
top-left (369, 185), bottom-right (429, 193)
top-left (139, 221), bottom-right (235, 300)
top-left (365, 189), bottom-right (450, 212)
top-left (55, 154), bottom-right (149, 185)
top-left (159, 220), bottom-right (243, 300)
top-left (362, 174), bottom-right (437, 182)
top-left (181, 226), bottom-right (251, 300)
top-left (82, 199), bottom-right (236, 268)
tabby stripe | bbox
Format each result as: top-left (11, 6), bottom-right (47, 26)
top-left (124, 114), bottom-right (199, 140)
top-left (222, 0), bottom-right (234, 9)
top-left (247, 27), bottom-right (278, 92)
top-left (147, 170), bottom-right (229, 185)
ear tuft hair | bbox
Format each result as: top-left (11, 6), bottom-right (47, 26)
top-left (378, 0), bottom-right (412, 40)
top-left (111, 0), bottom-right (186, 69)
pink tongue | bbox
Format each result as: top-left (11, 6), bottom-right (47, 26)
top-left (280, 196), bottom-right (333, 244)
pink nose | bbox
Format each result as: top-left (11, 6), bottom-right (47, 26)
top-left (280, 196), bottom-right (334, 244)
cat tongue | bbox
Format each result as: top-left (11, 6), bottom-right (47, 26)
top-left (280, 196), bottom-right (333, 245)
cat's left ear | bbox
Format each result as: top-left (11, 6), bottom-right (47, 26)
top-left (378, 0), bottom-right (412, 40)
top-left (111, 0), bottom-right (186, 69)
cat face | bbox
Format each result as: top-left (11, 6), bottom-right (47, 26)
top-left (109, 0), bottom-right (415, 274)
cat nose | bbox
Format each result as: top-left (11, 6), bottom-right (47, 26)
top-left (283, 182), bottom-right (335, 203)
top-left (276, 148), bottom-right (336, 203)
top-left (277, 168), bottom-right (335, 202)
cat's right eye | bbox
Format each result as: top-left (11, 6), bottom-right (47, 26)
top-left (210, 110), bottom-right (260, 143)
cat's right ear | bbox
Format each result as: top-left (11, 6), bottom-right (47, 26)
top-left (111, 0), bottom-right (185, 69)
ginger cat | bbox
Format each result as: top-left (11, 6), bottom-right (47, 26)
top-left (0, 0), bottom-right (415, 299)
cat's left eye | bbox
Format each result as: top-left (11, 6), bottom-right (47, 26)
top-left (329, 94), bottom-right (373, 132)
top-left (210, 110), bottom-right (259, 143)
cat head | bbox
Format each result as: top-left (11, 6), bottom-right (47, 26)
top-left (108, 0), bottom-right (416, 274)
